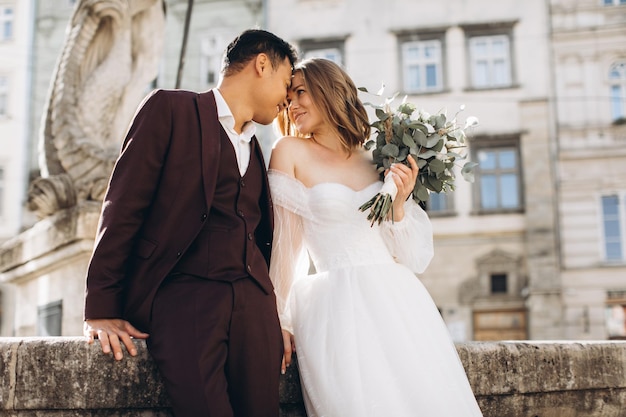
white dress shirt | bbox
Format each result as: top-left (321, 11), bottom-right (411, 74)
top-left (213, 88), bottom-right (256, 176)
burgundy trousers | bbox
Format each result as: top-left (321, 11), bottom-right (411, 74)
top-left (147, 274), bottom-right (283, 417)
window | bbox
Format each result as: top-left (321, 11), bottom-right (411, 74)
top-left (300, 39), bottom-right (345, 66)
top-left (490, 273), bottom-right (508, 294)
top-left (426, 191), bottom-right (455, 215)
top-left (473, 140), bottom-right (522, 212)
top-left (0, 6), bottom-right (13, 41)
top-left (303, 47), bottom-right (343, 65)
top-left (200, 33), bottom-right (229, 89)
top-left (401, 39), bottom-right (443, 93)
top-left (468, 34), bottom-right (512, 88)
top-left (609, 62), bottom-right (626, 122)
top-left (601, 195), bottom-right (624, 261)
top-left (0, 76), bottom-right (7, 117)
top-left (38, 300), bottom-right (63, 336)
top-left (604, 0), bottom-right (626, 5)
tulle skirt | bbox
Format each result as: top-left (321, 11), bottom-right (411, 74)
top-left (290, 262), bottom-right (484, 417)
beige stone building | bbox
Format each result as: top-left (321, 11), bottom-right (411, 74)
top-left (550, 0), bottom-right (626, 340)
top-left (0, 0), bottom-right (36, 336)
top-left (1, 0), bottom-right (625, 341)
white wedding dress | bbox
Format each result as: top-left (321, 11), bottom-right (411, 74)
top-left (268, 169), bottom-right (483, 417)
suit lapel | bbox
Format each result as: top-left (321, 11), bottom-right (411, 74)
top-left (196, 90), bottom-right (221, 210)
top-left (251, 136), bottom-right (274, 231)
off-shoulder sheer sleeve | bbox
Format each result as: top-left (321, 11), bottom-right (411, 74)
top-left (268, 170), bottom-right (311, 334)
top-left (379, 198), bottom-right (434, 274)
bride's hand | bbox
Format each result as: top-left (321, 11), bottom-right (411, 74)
top-left (281, 329), bottom-right (295, 375)
top-left (388, 155), bottom-right (418, 221)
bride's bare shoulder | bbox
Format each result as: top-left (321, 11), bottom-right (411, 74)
top-left (270, 136), bottom-right (310, 173)
top-left (272, 135), bottom-right (310, 150)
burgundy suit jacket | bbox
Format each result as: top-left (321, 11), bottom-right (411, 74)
top-left (84, 89), bottom-right (274, 332)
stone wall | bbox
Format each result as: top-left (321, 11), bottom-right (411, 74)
top-left (0, 338), bottom-right (624, 416)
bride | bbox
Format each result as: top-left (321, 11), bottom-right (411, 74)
top-left (268, 58), bottom-right (483, 416)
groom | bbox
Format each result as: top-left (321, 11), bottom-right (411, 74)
top-left (83, 29), bottom-right (297, 417)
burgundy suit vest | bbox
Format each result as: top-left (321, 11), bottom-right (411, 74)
top-left (173, 127), bottom-right (271, 289)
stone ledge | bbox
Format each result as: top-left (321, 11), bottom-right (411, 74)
top-left (0, 337), bottom-right (624, 416)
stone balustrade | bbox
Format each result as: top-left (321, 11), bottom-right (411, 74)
top-left (0, 337), bottom-right (625, 416)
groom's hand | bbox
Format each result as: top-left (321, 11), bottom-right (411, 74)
top-left (281, 329), bottom-right (295, 374)
top-left (84, 318), bottom-right (149, 361)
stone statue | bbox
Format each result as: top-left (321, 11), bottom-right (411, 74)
top-left (28, 0), bottom-right (166, 218)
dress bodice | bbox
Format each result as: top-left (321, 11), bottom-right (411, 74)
top-left (302, 182), bottom-right (395, 272)
top-left (268, 168), bottom-right (433, 274)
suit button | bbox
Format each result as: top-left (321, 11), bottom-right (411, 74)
top-left (240, 179), bottom-right (246, 187)
top-left (247, 265), bottom-right (252, 272)
top-left (247, 233), bottom-right (253, 240)
top-left (176, 252), bottom-right (182, 258)
top-left (201, 213), bottom-right (207, 221)
top-left (238, 210), bottom-right (244, 217)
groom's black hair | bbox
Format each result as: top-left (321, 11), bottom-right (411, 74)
top-left (222, 29), bottom-right (298, 75)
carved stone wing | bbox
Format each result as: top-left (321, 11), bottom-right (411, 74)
top-left (29, 0), bottom-right (165, 218)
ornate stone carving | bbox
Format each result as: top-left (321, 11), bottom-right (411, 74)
top-left (28, 0), bottom-right (165, 218)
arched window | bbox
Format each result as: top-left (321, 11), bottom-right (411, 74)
top-left (609, 61), bottom-right (626, 122)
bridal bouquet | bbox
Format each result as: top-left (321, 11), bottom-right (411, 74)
top-left (359, 92), bottom-right (478, 225)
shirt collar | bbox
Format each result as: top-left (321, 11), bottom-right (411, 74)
top-left (213, 88), bottom-right (256, 142)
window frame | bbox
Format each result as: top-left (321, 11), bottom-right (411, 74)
top-left (471, 135), bottom-right (524, 214)
top-left (37, 300), bottom-right (63, 337)
top-left (400, 38), bottom-right (444, 94)
top-left (299, 37), bottom-right (347, 67)
top-left (199, 33), bottom-right (230, 90)
top-left (599, 193), bottom-right (626, 263)
top-left (0, 5), bottom-right (13, 42)
top-left (395, 30), bottom-right (447, 95)
top-left (461, 22), bottom-right (517, 91)
top-left (425, 189), bottom-right (456, 217)
top-left (609, 61), bottom-right (626, 123)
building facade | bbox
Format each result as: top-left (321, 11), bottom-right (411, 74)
top-left (1, 0), bottom-right (625, 340)
top-left (0, 0), bottom-right (34, 242)
top-left (551, 0), bottom-right (626, 340)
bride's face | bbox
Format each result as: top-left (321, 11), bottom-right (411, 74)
top-left (287, 72), bottom-right (325, 135)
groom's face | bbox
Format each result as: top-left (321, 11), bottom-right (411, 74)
top-left (252, 56), bottom-right (293, 125)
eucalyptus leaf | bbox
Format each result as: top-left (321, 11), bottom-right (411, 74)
top-left (413, 129), bottom-right (429, 146)
top-left (434, 114), bottom-right (446, 129)
top-left (428, 158), bottom-right (446, 173)
top-left (381, 143), bottom-right (400, 158)
top-left (425, 176), bottom-right (444, 193)
top-left (426, 133), bottom-right (442, 148)
top-left (375, 108), bottom-right (389, 121)
top-left (398, 102), bottom-right (416, 115)
top-left (416, 186), bottom-right (430, 202)
top-left (402, 133), bottom-right (417, 148)
top-left (417, 150), bottom-right (438, 159)
top-left (397, 147), bottom-right (409, 161)
top-left (461, 161), bottom-right (479, 182)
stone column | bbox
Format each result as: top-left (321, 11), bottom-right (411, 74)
top-left (519, 98), bottom-right (563, 339)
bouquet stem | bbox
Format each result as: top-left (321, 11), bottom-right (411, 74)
top-left (359, 171), bottom-right (397, 226)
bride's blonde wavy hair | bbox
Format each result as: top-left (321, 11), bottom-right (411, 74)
top-left (277, 58), bottom-right (371, 153)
